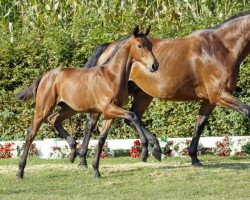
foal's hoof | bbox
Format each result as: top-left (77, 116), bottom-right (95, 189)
top-left (152, 148), bottom-right (162, 162)
top-left (142, 157), bottom-right (147, 162)
top-left (192, 162), bottom-right (203, 167)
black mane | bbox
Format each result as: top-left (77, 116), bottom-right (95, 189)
top-left (85, 34), bottom-right (131, 68)
top-left (216, 10), bottom-right (250, 28)
top-left (85, 33), bottom-right (147, 68)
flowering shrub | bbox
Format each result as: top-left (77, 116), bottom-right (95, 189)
top-left (78, 142), bottom-right (111, 159)
top-left (212, 136), bottom-right (231, 156)
top-left (100, 142), bottom-right (110, 158)
top-left (16, 143), bottom-right (39, 157)
top-left (130, 140), bottom-right (141, 158)
top-left (0, 143), bottom-right (14, 159)
top-left (49, 145), bottom-right (69, 159)
top-left (212, 136), bottom-right (248, 156)
top-left (160, 136), bottom-right (203, 157)
top-left (242, 142), bottom-right (250, 155)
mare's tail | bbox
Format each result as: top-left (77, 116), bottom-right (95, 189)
top-left (16, 77), bottom-right (42, 102)
top-left (85, 42), bottom-right (110, 68)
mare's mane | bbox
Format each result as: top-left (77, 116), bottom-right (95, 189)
top-left (215, 10), bottom-right (250, 28)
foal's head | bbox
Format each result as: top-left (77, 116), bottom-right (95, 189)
top-left (129, 26), bottom-right (159, 72)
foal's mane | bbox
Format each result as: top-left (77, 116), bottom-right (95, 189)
top-left (215, 10), bottom-right (250, 28)
top-left (85, 32), bottom-right (147, 68)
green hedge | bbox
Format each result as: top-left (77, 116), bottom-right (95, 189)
top-left (0, 0), bottom-right (249, 140)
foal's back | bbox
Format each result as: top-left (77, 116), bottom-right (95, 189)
top-left (37, 67), bottom-right (114, 112)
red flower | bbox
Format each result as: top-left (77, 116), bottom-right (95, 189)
top-left (133, 140), bottom-right (141, 146)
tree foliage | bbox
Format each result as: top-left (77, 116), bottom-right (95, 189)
top-left (0, 0), bottom-right (249, 140)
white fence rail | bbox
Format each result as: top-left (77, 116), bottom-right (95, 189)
top-left (0, 136), bottom-right (249, 158)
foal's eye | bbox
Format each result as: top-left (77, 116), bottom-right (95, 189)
top-left (138, 44), bottom-right (142, 48)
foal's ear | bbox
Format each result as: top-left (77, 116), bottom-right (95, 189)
top-left (145, 25), bottom-right (151, 36)
top-left (132, 25), bottom-right (139, 36)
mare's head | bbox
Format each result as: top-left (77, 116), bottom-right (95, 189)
top-left (129, 25), bottom-right (159, 72)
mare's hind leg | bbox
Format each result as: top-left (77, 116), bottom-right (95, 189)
top-left (216, 91), bottom-right (250, 119)
top-left (92, 119), bottom-right (113, 178)
top-left (189, 100), bottom-right (215, 166)
top-left (17, 104), bottom-right (55, 179)
top-left (78, 113), bottom-right (100, 168)
top-left (47, 104), bottom-right (77, 163)
top-left (127, 89), bottom-right (162, 161)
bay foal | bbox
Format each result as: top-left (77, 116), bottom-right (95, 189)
top-left (16, 26), bottom-right (158, 178)
top-left (80, 10), bottom-right (250, 167)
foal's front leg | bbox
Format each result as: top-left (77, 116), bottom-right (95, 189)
top-left (128, 89), bottom-right (162, 161)
top-left (92, 104), bottom-right (149, 178)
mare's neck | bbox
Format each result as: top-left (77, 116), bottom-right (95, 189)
top-left (216, 16), bottom-right (250, 64)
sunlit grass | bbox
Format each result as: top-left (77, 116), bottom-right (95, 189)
top-left (0, 156), bottom-right (250, 200)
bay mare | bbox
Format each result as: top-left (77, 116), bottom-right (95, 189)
top-left (15, 26), bottom-right (159, 178)
top-left (79, 10), bottom-right (250, 168)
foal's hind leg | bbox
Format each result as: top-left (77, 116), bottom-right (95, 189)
top-left (17, 105), bottom-right (54, 179)
top-left (189, 100), bottom-right (215, 166)
top-left (47, 104), bottom-right (77, 163)
top-left (78, 113), bottom-right (100, 168)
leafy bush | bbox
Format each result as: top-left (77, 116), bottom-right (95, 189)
top-left (0, 0), bottom-right (249, 140)
top-left (242, 142), bottom-right (250, 155)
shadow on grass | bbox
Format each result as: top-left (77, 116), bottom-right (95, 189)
top-left (203, 162), bottom-right (250, 170)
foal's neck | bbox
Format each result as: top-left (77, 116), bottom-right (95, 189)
top-left (216, 16), bottom-right (250, 63)
top-left (105, 41), bottom-right (132, 86)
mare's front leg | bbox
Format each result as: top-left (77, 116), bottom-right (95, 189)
top-left (189, 100), bottom-right (215, 166)
top-left (47, 104), bottom-right (78, 163)
top-left (127, 89), bottom-right (162, 161)
top-left (78, 113), bottom-right (100, 168)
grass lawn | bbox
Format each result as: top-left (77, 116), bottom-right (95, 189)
top-left (0, 156), bottom-right (250, 200)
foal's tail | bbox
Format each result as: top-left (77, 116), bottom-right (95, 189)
top-left (16, 76), bottom-right (42, 102)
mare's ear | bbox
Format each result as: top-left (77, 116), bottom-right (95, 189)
top-left (145, 25), bottom-right (151, 36)
top-left (132, 25), bottom-right (139, 36)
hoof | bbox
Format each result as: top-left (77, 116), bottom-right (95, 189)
top-left (142, 157), bottom-right (147, 162)
top-left (69, 152), bottom-right (77, 163)
top-left (152, 148), bottom-right (162, 161)
top-left (192, 162), bottom-right (203, 167)
top-left (16, 173), bottom-right (24, 180)
top-left (94, 173), bottom-right (101, 179)
top-left (78, 164), bottom-right (88, 169)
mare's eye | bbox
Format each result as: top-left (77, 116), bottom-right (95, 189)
top-left (138, 44), bottom-right (142, 48)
